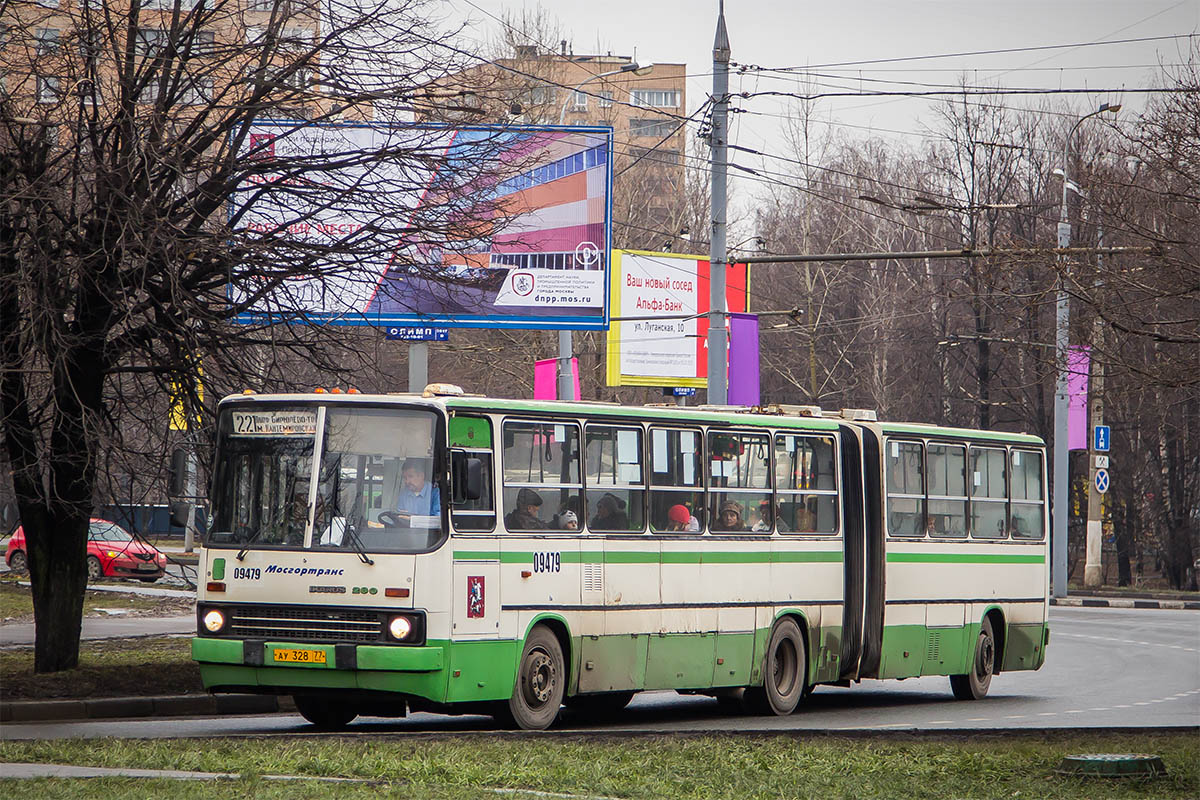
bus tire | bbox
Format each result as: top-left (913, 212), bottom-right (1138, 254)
top-left (564, 690), bottom-right (635, 716)
top-left (505, 625), bottom-right (565, 730)
top-left (744, 618), bottom-right (806, 715)
top-left (293, 695), bottom-right (357, 729)
top-left (951, 616), bottom-right (995, 700)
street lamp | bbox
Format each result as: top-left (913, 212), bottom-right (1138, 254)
top-left (554, 61), bottom-right (644, 401)
top-left (1051, 102), bottom-right (1119, 598)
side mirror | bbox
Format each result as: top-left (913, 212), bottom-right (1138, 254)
top-left (451, 452), bottom-right (484, 503)
top-left (168, 448), bottom-right (188, 496)
top-left (169, 501), bottom-right (191, 528)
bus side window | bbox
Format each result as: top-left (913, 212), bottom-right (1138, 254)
top-left (1009, 449), bottom-right (1044, 540)
top-left (648, 427), bottom-right (704, 533)
top-left (886, 440), bottom-right (926, 537)
top-left (969, 446), bottom-right (1008, 539)
top-left (927, 443), bottom-right (967, 537)
top-left (451, 450), bottom-right (495, 532)
top-left (501, 420), bottom-right (582, 532)
top-left (775, 434), bottom-right (840, 534)
top-left (584, 424), bottom-right (645, 532)
top-left (709, 430), bottom-right (771, 533)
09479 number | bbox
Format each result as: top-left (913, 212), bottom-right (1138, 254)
top-left (532, 552), bottom-right (561, 573)
top-left (232, 567), bottom-right (261, 580)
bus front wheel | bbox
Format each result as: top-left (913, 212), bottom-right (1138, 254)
top-left (744, 618), bottom-right (806, 715)
top-left (503, 626), bottom-right (565, 730)
top-left (293, 695), bottom-right (358, 729)
top-left (951, 616), bottom-right (995, 700)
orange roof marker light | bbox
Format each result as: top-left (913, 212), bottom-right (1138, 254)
top-left (314, 387), bottom-right (327, 394)
top-left (348, 388), bottom-right (361, 394)
top-left (331, 387), bottom-right (344, 394)
top-left (422, 383), bottom-right (465, 398)
top-left (241, 389), bottom-right (256, 395)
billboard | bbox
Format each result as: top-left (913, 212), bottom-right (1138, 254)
top-left (606, 250), bottom-right (748, 387)
top-left (229, 122), bottom-right (613, 329)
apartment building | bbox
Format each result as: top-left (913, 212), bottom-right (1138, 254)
top-left (0, 0), bottom-right (326, 121)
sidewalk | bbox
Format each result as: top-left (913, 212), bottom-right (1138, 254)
top-left (0, 613), bottom-right (194, 648)
top-left (1051, 591), bottom-right (1200, 610)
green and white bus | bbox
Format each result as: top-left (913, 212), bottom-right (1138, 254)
top-left (192, 386), bottom-right (1049, 729)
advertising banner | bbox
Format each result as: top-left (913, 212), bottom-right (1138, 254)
top-left (229, 122), bottom-right (613, 330)
top-left (605, 250), bottom-right (748, 387)
top-left (1067, 345), bottom-right (1090, 451)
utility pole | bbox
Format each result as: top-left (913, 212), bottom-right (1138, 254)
top-left (409, 342), bottom-right (428, 392)
top-left (1052, 102), bottom-right (1119, 598)
top-left (1084, 226), bottom-right (1106, 588)
top-left (707, 1), bottom-right (730, 405)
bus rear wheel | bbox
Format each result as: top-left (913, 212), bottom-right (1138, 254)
top-left (744, 618), bottom-right (806, 715)
top-left (503, 626), bottom-right (565, 730)
top-left (951, 616), bottom-right (996, 700)
top-left (293, 695), bottom-right (358, 729)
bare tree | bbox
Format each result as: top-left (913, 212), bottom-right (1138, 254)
top-left (0, 0), bottom-right (517, 671)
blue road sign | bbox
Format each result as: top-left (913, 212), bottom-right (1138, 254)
top-left (672, 387), bottom-right (697, 397)
top-left (386, 327), bottom-right (449, 342)
top-left (1093, 425), bottom-right (1111, 452)
top-left (1095, 468), bottom-right (1110, 495)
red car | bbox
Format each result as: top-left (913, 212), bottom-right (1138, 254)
top-left (4, 518), bottom-right (167, 582)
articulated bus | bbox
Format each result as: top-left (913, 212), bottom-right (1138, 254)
top-left (192, 386), bottom-right (1049, 729)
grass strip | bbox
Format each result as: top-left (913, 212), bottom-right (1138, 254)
top-left (0, 637), bottom-right (201, 701)
top-left (1, 731), bottom-right (1195, 799)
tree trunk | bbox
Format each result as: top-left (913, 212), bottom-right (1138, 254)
top-left (28, 508), bottom-right (89, 672)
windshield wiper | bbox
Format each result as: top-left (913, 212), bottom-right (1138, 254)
top-left (236, 527), bottom-right (263, 561)
top-left (341, 512), bottom-right (374, 566)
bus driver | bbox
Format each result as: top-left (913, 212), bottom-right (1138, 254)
top-left (396, 458), bottom-right (440, 519)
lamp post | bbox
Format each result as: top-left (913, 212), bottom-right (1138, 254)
top-left (553, 61), bottom-right (643, 402)
top-left (1052, 102), bottom-right (1119, 598)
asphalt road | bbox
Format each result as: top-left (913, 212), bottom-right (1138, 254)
top-left (4, 606), bottom-right (1196, 740)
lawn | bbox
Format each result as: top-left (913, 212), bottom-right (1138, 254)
top-left (0, 731), bottom-right (1195, 799)
top-left (0, 636), bottom-right (202, 700)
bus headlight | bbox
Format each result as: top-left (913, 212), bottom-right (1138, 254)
top-left (202, 609), bottom-right (226, 633)
top-left (388, 615), bottom-right (413, 641)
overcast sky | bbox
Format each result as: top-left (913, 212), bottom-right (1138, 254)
top-left (453, 1), bottom-right (1196, 137)
top-left (451, 1), bottom-right (1198, 220)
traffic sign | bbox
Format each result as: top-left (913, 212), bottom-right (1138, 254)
top-left (1094, 468), bottom-right (1110, 495)
top-left (1093, 425), bottom-right (1111, 452)
top-left (386, 327), bottom-right (449, 342)
top-left (1095, 455), bottom-right (1109, 469)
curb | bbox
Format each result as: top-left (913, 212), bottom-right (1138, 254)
top-left (1051, 596), bottom-right (1200, 610)
top-left (0, 693), bottom-right (295, 723)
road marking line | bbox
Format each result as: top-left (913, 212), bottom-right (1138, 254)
top-left (1037, 712), bottom-right (1057, 716)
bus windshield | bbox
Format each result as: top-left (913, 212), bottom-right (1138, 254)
top-left (207, 404), bottom-right (445, 553)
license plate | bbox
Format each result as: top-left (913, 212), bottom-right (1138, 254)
top-left (273, 648), bottom-right (327, 664)
top-left (137, 563), bottom-right (158, 571)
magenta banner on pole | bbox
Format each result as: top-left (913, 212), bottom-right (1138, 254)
top-left (727, 313), bottom-right (760, 407)
top-left (534, 358), bottom-right (580, 401)
top-left (1067, 345), bottom-right (1090, 450)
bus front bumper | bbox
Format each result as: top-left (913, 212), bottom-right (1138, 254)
top-left (192, 637), bottom-right (448, 701)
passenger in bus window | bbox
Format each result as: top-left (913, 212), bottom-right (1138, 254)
top-left (751, 499), bottom-right (774, 532)
top-left (552, 496), bottom-right (582, 529)
top-left (557, 510), bottom-right (579, 531)
top-left (396, 458), bottom-right (440, 519)
top-left (665, 503), bottom-right (699, 532)
top-left (505, 488), bottom-right (546, 530)
top-left (589, 492), bottom-right (629, 531)
top-left (794, 497), bottom-right (818, 532)
top-left (712, 501), bottom-right (746, 532)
